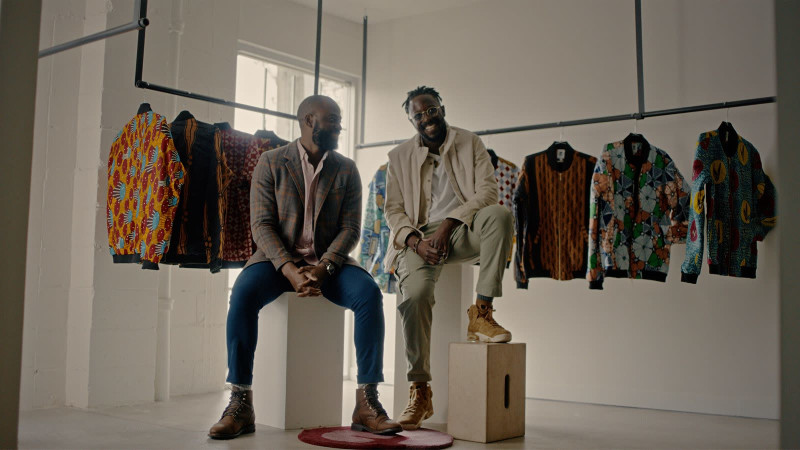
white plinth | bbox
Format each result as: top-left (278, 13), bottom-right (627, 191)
top-left (252, 292), bottom-right (344, 430)
top-left (393, 264), bottom-right (475, 424)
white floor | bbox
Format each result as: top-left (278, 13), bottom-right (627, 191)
top-left (18, 382), bottom-right (777, 449)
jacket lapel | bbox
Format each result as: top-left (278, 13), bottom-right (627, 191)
top-left (313, 151), bottom-right (341, 223)
top-left (283, 141), bottom-right (305, 201)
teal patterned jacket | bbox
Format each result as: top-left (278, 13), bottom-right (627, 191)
top-left (587, 136), bottom-right (691, 289)
top-left (359, 165), bottom-right (397, 294)
top-left (680, 129), bottom-right (777, 282)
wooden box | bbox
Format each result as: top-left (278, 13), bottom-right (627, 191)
top-left (447, 342), bottom-right (526, 443)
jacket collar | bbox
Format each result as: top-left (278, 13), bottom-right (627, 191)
top-left (174, 110), bottom-right (195, 122)
top-left (546, 141), bottom-right (576, 172)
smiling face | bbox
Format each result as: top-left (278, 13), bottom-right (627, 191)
top-left (407, 93), bottom-right (447, 145)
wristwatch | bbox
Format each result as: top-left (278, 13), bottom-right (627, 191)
top-left (323, 260), bottom-right (336, 276)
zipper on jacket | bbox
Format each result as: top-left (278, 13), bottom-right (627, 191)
top-left (557, 172), bottom-right (562, 278)
top-left (629, 165), bottom-right (642, 277)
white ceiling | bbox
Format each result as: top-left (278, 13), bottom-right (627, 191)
top-left (287, 0), bottom-right (486, 24)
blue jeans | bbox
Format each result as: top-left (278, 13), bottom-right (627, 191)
top-left (226, 261), bottom-right (385, 385)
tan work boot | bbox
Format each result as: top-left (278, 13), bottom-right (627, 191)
top-left (350, 384), bottom-right (403, 435)
top-left (467, 304), bottom-right (512, 343)
top-left (397, 383), bottom-right (433, 431)
top-left (208, 387), bottom-right (255, 440)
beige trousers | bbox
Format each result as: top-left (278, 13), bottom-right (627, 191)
top-left (395, 204), bottom-right (513, 382)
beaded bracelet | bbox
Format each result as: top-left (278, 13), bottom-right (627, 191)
top-left (412, 236), bottom-right (420, 253)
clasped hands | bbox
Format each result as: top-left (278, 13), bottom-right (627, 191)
top-left (280, 261), bottom-right (331, 297)
top-left (407, 218), bottom-right (459, 266)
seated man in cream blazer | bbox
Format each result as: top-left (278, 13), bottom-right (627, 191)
top-left (384, 86), bottom-right (514, 430)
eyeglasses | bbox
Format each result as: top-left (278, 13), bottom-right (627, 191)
top-left (409, 106), bottom-right (443, 122)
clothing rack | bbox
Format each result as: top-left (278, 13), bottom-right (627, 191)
top-left (355, 0), bottom-right (777, 149)
top-left (132, 0), bottom-right (328, 121)
top-left (38, 0), bottom-right (149, 58)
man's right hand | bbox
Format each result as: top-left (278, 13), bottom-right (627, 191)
top-left (416, 238), bottom-right (445, 265)
top-left (281, 262), bottom-right (322, 297)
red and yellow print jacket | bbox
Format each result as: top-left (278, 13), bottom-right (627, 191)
top-left (107, 109), bottom-right (185, 269)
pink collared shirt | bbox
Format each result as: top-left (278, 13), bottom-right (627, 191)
top-left (294, 140), bottom-right (329, 265)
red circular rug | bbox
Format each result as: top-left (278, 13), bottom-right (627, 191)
top-left (297, 427), bottom-right (453, 449)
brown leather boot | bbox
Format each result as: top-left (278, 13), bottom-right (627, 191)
top-left (350, 385), bottom-right (402, 435)
top-left (397, 383), bottom-right (433, 431)
top-left (208, 388), bottom-right (255, 440)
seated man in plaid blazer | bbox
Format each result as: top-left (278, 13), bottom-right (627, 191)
top-left (209, 96), bottom-right (401, 439)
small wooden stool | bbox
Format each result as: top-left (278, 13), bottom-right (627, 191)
top-left (447, 342), bottom-right (526, 443)
top-left (252, 292), bottom-right (344, 430)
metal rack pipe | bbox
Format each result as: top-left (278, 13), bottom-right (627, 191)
top-left (39, 18), bottom-right (149, 58)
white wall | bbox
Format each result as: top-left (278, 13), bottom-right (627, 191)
top-left (357, 0), bottom-right (779, 419)
top-left (24, 0), bottom-right (363, 409)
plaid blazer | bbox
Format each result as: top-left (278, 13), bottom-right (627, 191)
top-left (245, 140), bottom-right (362, 270)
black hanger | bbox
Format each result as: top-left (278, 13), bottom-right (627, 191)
top-left (137, 102), bottom-right (152, 114)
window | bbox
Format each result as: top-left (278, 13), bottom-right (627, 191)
top-left (233, 53), bottom-right (355, 158)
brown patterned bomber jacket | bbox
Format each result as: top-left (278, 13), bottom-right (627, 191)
top-left (512, 143), bottom-right (597, 287)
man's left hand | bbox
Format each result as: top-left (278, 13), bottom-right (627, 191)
top-left (429, 218), bottom-right (460, 262)
top-left (298, 263), bottom-right (331, 291)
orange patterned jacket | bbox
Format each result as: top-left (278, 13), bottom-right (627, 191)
top-left (107, 107), bottom-right (185, 269)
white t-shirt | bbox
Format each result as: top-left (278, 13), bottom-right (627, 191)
top-left (427, 153), bottom-right (461, 224)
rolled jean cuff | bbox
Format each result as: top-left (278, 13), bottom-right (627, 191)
top-left (357, 373), bottom-right (385, 384)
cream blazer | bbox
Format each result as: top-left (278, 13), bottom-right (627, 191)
top-left (384, 125), bottom-right (498, 271)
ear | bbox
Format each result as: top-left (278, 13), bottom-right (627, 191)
top-left (440, 105), bottom-right (446, 117)
top-left (303, 113), bottom-right (315, 129)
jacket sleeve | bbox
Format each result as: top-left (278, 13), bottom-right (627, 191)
top-left (384, 158), bottom-right (422, 250)
top-left (446, 135), bottom-right (499, 228)
top-left (320, 163), bottom-right (362, 267)
top-left (587, 156), bottom-right (608, 290)
top-left (512, 159), bottom-right (538, 289)
top-left (359, 172), bottom-right (379, 269)
top-left (751, 151), bottom-right (777, 241)
top-left (250, 153), bottom-right (294, 271)
top-left (664, 153), bottom-right (691, 244)
top-left (681, 143), bottom-right (710, 283)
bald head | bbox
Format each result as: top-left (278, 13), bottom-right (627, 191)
top-left (297, 95), bottom-right (342, 152)
top-left (297, 95), bottom-right (338, 126)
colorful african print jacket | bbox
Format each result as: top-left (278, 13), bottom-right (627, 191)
top-left (162, 111), bottom-right (231, 273)
top-left (513, 143), bottom-right (596, 286)
top-left (587, 135), bottom-right (691, 289)
top-left (107, 105), bottom-right (184, 269)
top-left (359, 164), bottom-right (397, 294)
top-left (215, 124), bottom-right (288, 267)
top-left (680, 127), bottom-right (777, 282)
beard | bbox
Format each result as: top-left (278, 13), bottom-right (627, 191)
top-left (312, 123), bottom-right (339, 151)
top-left (417, 116), bottom-right (447, 144)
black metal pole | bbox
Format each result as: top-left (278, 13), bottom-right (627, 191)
top-left (635, 0), bottom-right (645, 117)
top-left (38, 19), bottom-right (148, 58)
top-left (136, 81), bottom-right (297, 120)
top-left (354, 96), bottom-right (777, 149)
top-left (134, 0), bottom-right (148, 86)
top-left (314, 0), bottom-right (322, 95)
top-left (360, 15), bottom-right (368, 145)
